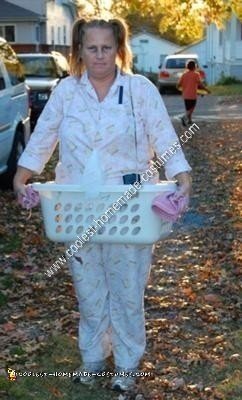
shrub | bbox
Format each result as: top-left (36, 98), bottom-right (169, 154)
top-left (216, 75), bottom-right (242, 85)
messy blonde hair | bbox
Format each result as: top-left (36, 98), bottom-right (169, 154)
top-left (70, 17), bottom-right (133, 76)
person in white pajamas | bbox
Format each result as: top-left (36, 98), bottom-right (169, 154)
top-left (14, 17), bottom-right (192, 392)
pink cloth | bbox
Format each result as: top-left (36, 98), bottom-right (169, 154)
top-left (17, 185), bottom-right (40, 210)
top-left (152, 191), bottom-right (189, 222)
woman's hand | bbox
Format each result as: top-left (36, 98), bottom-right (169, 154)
top-left (13, 167), bottom-right (40, 209)
top-left (13, 182), bottom-right (27, 197)
top-left (174, 172), bottom-right (192, 197)
top-left (13, 166), bottom-right (34, 197)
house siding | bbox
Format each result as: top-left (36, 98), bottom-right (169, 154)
top-left (46, 1), bottom-right (73, 46)
top-left (179, 40), bottom-right (207, 67)
top-left (206, 15), bottom-right (242, 83)
top-left (230, 65), bottom-right (242, 80)
top-left (14, 22), bottom-right (38, 43)
top-left (131, 33), bottom-right (181, 73)
top-left (1, 0), bottom-right (76, 56)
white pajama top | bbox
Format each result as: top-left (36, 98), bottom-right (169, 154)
top-left (18, 69), bottom-right (191, 183)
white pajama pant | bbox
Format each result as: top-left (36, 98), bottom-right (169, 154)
top-left (68, 242), bottom-right (153, 369)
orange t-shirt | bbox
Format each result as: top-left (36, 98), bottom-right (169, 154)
top-left (179, 70), bottom-right (201, 100)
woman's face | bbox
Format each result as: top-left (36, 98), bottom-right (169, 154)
top-left (80, 27), bottom-right (118, 80)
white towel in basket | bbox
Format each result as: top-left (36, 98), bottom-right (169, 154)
top-left (79, 149), bottom-right (105, 195)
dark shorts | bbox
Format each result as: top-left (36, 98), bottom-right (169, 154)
top-left (184, 99), bottom-right (197, 111)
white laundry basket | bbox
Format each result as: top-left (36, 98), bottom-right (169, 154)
top-left (33, 181), bottom-right (177, 245)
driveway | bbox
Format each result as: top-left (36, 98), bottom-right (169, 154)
top-left (162, 94), bottom-right (242, 121)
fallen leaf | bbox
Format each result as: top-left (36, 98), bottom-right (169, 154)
top-left (203, 294), bottom-right (222, 306)
top-left (2, 321), bottom-right (16, 332)
top-left (171, 377), bottom-right (185, 390)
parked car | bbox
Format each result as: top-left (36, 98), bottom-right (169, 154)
top-left (158, 54), bottom-right (206, 94)
top-left (0, 37), bottom-right (30, 189)
top-left (17, 52), bottom-right (69, 129)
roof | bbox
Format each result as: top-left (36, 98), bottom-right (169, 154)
top-left (178, 38), bottom-right (206, 53)
top-left (166, 53), bottom-right (198, 59)
top-left (0, 0), bottom-right (41, 21)
top-left (131, 31), bottom-right (180, 47)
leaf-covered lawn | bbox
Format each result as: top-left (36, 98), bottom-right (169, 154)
top-left (0, 119), bottom-right (241, 400)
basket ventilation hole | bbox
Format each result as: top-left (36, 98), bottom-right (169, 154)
top-left (55, 214), bottom-right (62, 223)
top-left (120, 204), bottom-right (128, 212)
top-left (56, 225), bottom-right (63, 233)
top-left (131, 204), bottom-right (140, 212)
top-left (85, 215), bottom-right (95, 224)
top-left (54, 203), bottom-right (62, 211)
top-left (76, 226), bottom-right (84, 235)
top-left (131, 215), bottom-right (140, 224)
top-left (66, 225), bottom-right (73, 233)
top-left (64, 203), bottom-right (72, 211)
top-left (74, 203), bottom-right (83, 212)
top-left (75, 214), bottom-right (83, 223)
top-left (119, 215), bottom-right (128, 224)
top-left (85, 202), bottom-right (94, 211)
top-left (109, 226), bottom-right (118, 235)
top-left (132, 226), bottom-right (141, 235)
top-left (109, 215), bottom-right (117, 224)
top-left (120, 226), bottom-right (129, 235)
top-left (97, 226), bottom-right (105, 235)
top-left (65, 214), bottom-right (72, 223)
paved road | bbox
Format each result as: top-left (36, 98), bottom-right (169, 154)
top-left (162, 95), bottom-right (242, 122)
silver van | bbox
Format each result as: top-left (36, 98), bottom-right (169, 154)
top-left (0, 37), bottom-right (30, 189)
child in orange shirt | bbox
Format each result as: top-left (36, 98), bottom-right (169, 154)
top-left (178, 60), bottom-right (210, 126)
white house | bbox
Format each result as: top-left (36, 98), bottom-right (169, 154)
top-left (0, 0), bottom-right (77, 54)
top-left (205, 14), bottom-right (242, 84)
top-left (178, 39), bottom-right (207, 68)
top-left (170, 14), bottom-right (242, 84)
top-left (131, 32), bottom-right (181, 73)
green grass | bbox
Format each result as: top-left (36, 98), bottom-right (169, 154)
top-left (1, 330), bottom-right (241, 399)
top-left (216, 329), bottom-right (242, 400)
top-left (209, 83), bottom-right (242, 95)
top-left (0, 291), bottom-right (8, 307)
top-left (0, 234), bottom-right (22, 254)
top-left (0, 276), bottom-right (14, 308)
top-left (0, 335), bottom-right (118, 400)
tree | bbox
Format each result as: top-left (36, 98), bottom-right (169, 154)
top-left (111, 0), bottom-right (242, 44)
top-left (73, 0), bottom-right (112, 18)
top-left (74, 0), bottom-right (242, 44)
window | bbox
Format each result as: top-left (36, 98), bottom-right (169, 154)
top-left (226, 20), bottom-right (231, 40)
top-left (0, 25), bottom-right (15, 42)
top-left (51, 26), bottom-right (55, 45)
top-left (35, 26), bottom-right (40, 42)
top-left (58, 27), bottom-right (61, 44)
top-left (160, 54), bottom-right (167, 66)
top-left (219, 30), bottom-right (223, 46)
top-left (0, 65), bottom-right (6, 90)
top-left (166, 58), bottom-right (198, 69)
top-left (236, 19), bottom-right (242, 40)
top-left (133, 54), bottom-right (138, 63)
top-left (63, 26), bottom-right (66, 45)
top-left (18, 56), bottom-right (58, 78)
